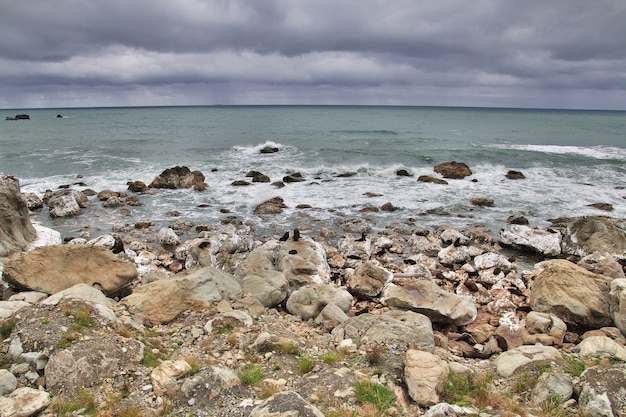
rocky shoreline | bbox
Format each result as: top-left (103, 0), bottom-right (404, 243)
top-left (2, 171), bottom-right (626, 417)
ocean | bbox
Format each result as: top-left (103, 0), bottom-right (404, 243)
top-left (1, 105), bottom-right (625, 240)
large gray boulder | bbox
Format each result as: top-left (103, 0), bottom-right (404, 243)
top-left (2, 245), bottom-right (137, 296)
top-left (242, 269), bottom-right (289, 308)
top-left (286, 284), bottom-right (352, 320)
top-left (404, 349), bottom-right (449, 407)
top-left (121, 267), bottom-right (242, 325)
top-left (381, 282), bottom-right (477, 326)
top-left (578, 364), bottom-right (626, 417)
top-left (44, 188), bottom-right (89, 218)
top-left (529, 259), bottom-right (613, 328)
top-left (561, 216), bottom-right (626, 257)
top-left (277, 237), bottom-right (330, 288)
top-left (498, 224), bottom-right (562, 256)
top-left (494, 345), bottom-right (562, 377)
top-left (0, 173), bottom-right (37, 256)
top-left (332, 310), bottom-right (435, 352)
top-left (347, 262), bottom-right (393, 299)
top-left (610, 279), bottom-right (626, 337)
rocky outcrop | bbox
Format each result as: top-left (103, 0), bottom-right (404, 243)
top-left (0, 173), bottom-right (37, 256)
top-left (418, 175), bottom-right (448, 185)
top-left (149, 166), bottom-right (207, 190)
top-left (277, 237), bottom-right (330, 288)
top-left (561, 216), bottom-right (626, 257)
top-left (2, 245), bottom-right (137, 296)
top-left (433, 161), bottom-right (472, 179)
top-left (347, 262), bottom-right (393, 299)
top-left (529, 259), bottom-right (613, 328)
top-left (254, 197), bottom-right (286, 215)
top-left (286, 284), bottom-right (352, 320)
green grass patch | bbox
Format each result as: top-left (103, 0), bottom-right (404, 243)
top-left (57, 332), bottom-right (80, 349)
top-left (216, 323), bottom-right (233, 334)
top-left (298, 355), bottom-right (315, 374)
top-left (0, 319), bottom-right (17, 339)
top-left (563, 356), bottom-right (586, 377)
top-left (441, 372), bottom-right (493, 407)
top-left (142, 350), bottom-right (161, 368)
top-left (239, 363), bottom-right (263, 386)
top-left (354, 381), bottom-right (395, 412)
top-left (73, 307), bottom-right (94, 329)
top-left (50, 389), bottom-right (97, 416)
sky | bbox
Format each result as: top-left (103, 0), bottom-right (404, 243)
top-left (1, 0), bottom-right (626, 110)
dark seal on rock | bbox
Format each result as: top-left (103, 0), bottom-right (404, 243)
top-left (433, 161), bottom-right (472, 179)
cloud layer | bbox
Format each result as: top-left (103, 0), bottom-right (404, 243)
top-left (1, 0), bottom-right (625, 109)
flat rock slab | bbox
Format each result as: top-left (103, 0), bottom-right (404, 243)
top-left (494, 345), bottom-right (562, 377)
top-left (2, 245), bottom-right (137, 296)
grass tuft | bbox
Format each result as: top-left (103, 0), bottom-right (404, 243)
top-left (239, 363), bottom-right (263, 386)
top-left (0, 319), bottom-right (17, 339)
top-left (353, 380), bottom-right (395, 412)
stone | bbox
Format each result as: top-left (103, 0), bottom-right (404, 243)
top-left (336, 217), bottom-right (371, 234)
top-left (332, 310), bottom-right (435, 352)
top-left (44, 188), bottom-right (88, 218)
top-left (529, 259), bottom-right (612, 328)
top-left (470, 198), bottom-right (494, 207)
top-left (242, 269), bottom-right (289, 308)
top-left (286, 284), bottom-right (353, 320)
top-left (404, 349), bottom-right (449, 406)
top-left (127, 180), bottom-right (148, 192)
top-left (157, 227), bottom-right (181, 247)
top-left (523, 311), bottom-right (567, 345)
top-left (587, 203), bottom-right (614, 212)
top-left (0, 387), bottom-right (50, 417)
top-left (561, 216), bottom-right (626, 257)
top-left (277, 237), bottom-right (330, 288)
top-left (254, 197), bottom-right (286, 215)
top-left (531, 372), bottom-right (573, 404)
top-left (507, 214), bottom-right (529, 225)
top-left (205, 310), bottom-right (254, 333)
top-left (396, 169), bottom-right (412, 177)
top-left (249, 390), bottom-right (324, 417)
top-left (494, 345), bottom-right (562, 377)
top-left (39, 283), bottom-right (114, 307)
top-left (122, 267), bottom-right (242, 325)
top-left (347, 262), bottom-right (393, 299)
top-left (422, 403), bottom-right (479, 417)
top-left (578, 335), bottom-right (626, 361)
top-left (180, 366), bottom-right (240, 405)
top-left (2, 244), bottom-right (137, 296)
top-left (235, 240), bottom-right (280, 279)
top-left (610, 279), bottom-right (626, 337)
top-left (149, 166), bottom-right (207, 190)
top-left (437, 243), bottom-right (471, 266)
top-left (498, 224), bottom-right (562, 256)
top-left (578, 364), bottom-right (626, 417)
top-left (505, 170), bottom-right (526, 179)
top-left (417, 175), bottom-right (448, 185)
top-left (338, 236), bottom-right (372, 260)
top-left (433, 161), bottom-right (472, 179)
top-left (45, 338), bottom-right (144, 395)
top-left (382, 282), bottom-right (477, 326)
top-left (259, 145), bottom-right (279, 154)
top-left (578, 252), bottom-right (625, 279)
top-left (0, 301), bottom-right (30, 320)
top-left (151, 359), bottom-right (192, 396)
top-left (0, 174), bottom-right (37, 256)
top-left (0, 369), bottom-right (17, 396)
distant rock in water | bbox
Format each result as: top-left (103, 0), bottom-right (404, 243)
top-left (470, 198), bottom-right (494, 207)
top-left (149, 166), bottom-right (207, 191)
top-left (396, 168), bottom-right (413, 177)
top-left (417, 175), bottom-right (448, 185)
top-left (587, 203), bottom-right (614, 212)
top-left (254, 196), bottom-right (286, 215)
top-left (260, 145), bottom-right (279, 154)
top-left (434, 161), bottom-right (472, 179)
top-left (5, 114), bottom-right (30, 120)
top-left (506, 170), bottom-right (526, 180)
top-left (507, 214), bottom-right (529, 225)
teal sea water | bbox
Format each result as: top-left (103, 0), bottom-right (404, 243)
top-left (1, 105), bottom-right (625, 238)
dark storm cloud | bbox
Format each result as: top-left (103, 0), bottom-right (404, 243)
top-left (1, 0), bottom-right (625, 108)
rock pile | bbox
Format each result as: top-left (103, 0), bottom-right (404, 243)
top-left (1, 175), bottom-right (626, 416)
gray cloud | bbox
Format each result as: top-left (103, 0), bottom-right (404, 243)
top-left (1, 0), bottom-right (625, 109)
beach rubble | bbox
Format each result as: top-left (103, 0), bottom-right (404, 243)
top-left (1, 175), bottom-right (626, 416)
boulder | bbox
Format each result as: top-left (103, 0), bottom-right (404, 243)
top-left (122, 267), bottom-right (242, 325)
top-left (347, 262), bottom-right (393, 299)
top-left (578, 252), bottom-right (625, 279)
top-left (578, 364), bottom-right (626, 417)
top-left (529, 259), bottom-right (612, 328)
top-left (523, 311), bottom-right (567, 346)
top-left (235, 240), bottom-right (280, 278)
top-left (43, 188), bottom-right (89, 218)
top-left (286, 284), bottom-right (353, 320)
top-left (530, 372), bottom-right (573, 405)
top-left (404, 349), bottom-right (449, 407)
top-left (254, 197), bottom-right (286, 215)
top-left (337, 235), bottom-right (372, 261)
top-left (0, 369), bottom-right (17, 396)
top-left (259, 145), bottom-right (279, 154)
top-left (417, 175), bottom-right (448, 185)
top-left (610, 279), bottom-right (626, 337)
top-left (249, 391), bottom-right (324, 417)
top-left (151, 359), bottom-right (192, 396)
top-left (158, 227), bottom-right (181, 246)
top-left (2, 245), bottom-right (137, 296)
top-left (127, 180), bottom-right (149, 192)
top-left (23, 192), bottom-right (43, 210)
top-left (45, 338), bottom-right (144, 395)
top-left (561, 216), bottom-right (626, 257)
top-left (0, 300), bottom-right (30, 320)
top-left (149, 166), bottom-right (207, 190)
top-left (0, 387), bottom-right (50, 417)
top-left (578, 335), bottom-right (626, 361)
top-left (0, 174), bottom-right (37, 256)
top-left (494, 345), bottom-right (562, 377)
top-left (498, 224), bottom-right (562, 256)
top-left (242, 269), bottom-right (289, 308)
top-left (470, 198), bottom-right (494, 207)
top-left (277, 237), bottom-right (330, 288)
top-left (433, 161), bottom-right (472, 179)
top-left (505, 170), bottom-right (526, 180)
top-left (381, 282), bottom-right (477, 326)
top-left (331, 310), bottom-right (434, 352)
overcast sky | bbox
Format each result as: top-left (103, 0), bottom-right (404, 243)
top-left (1, 0), bottom-right (625, 109)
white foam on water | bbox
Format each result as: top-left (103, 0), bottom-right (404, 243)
top-left (490, 144), bottom-right (626, 160)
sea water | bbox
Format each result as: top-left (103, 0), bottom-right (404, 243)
top-left (1, 105), bottom-right (625, 239)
